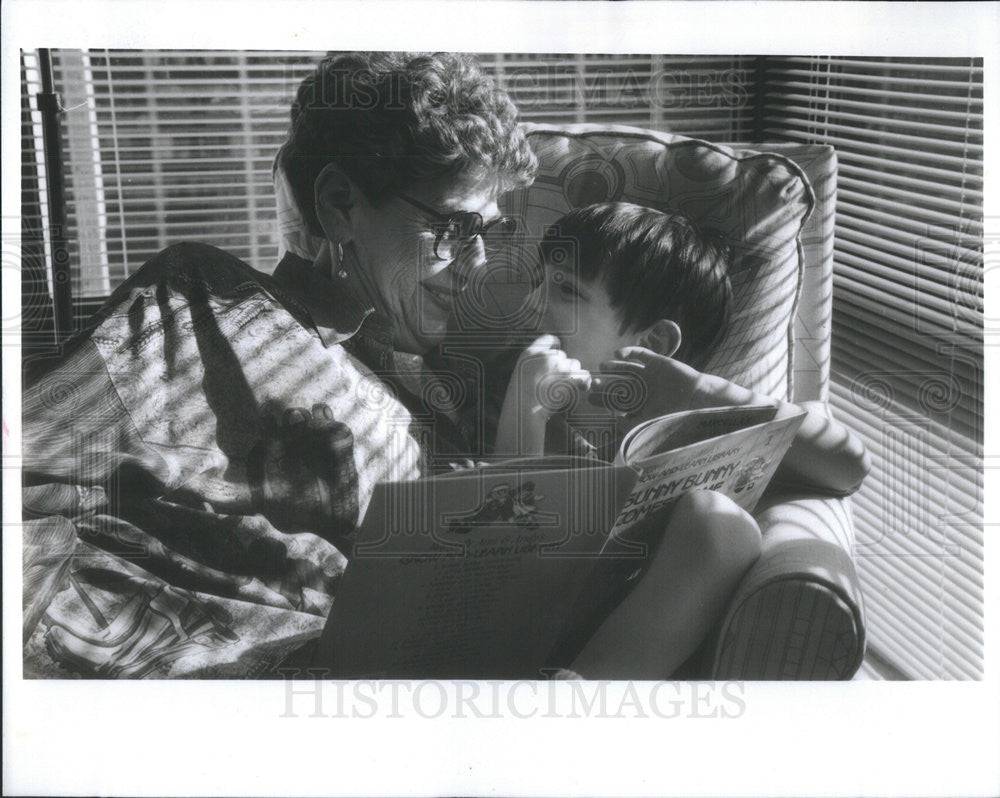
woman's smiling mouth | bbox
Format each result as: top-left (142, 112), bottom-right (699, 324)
top-left (421, 278), bottom-right (467, 309)
top-left (421, 283), bottom-right (460, 313)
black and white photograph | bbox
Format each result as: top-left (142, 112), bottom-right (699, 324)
top-left (3, 2), bottom-right (997, 796)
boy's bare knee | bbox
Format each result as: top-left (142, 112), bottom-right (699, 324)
top-left (677, 487), bottom-right (737, 515)
top-left (672, 489), bottom-right (762, 574)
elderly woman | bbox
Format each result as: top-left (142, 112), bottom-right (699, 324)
top-left (20, 52), bottom-right (540, 678)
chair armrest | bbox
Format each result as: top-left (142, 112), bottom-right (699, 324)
top-left (706, 491), bottom-right (867, 680)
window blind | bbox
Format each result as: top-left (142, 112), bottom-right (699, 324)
top-left (761, 56), bottom-right (984, 679)
top-left (21, 52), bottom-right (57, 369)
top-left (20, 50), bottom-right (754, 302)
top-left (483, 53), bottom-right (754, 135)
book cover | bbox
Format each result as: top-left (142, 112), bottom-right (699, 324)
top-left (313, 404), bottom-right (806, 677)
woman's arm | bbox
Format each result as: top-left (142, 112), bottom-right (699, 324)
top-left (601, 347), bottom-right (870, 495)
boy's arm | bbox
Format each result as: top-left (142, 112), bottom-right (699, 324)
top-left (494, 389), bottom-right (549, 457)
top-left (778, 401), bottom-right (871, 495)
top-left (603, 347), bottom-right (870, 495)
top-left (692, 380), bottom-right (870, 495)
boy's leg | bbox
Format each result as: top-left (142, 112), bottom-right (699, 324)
top-left (570, 489), bottom-right (762, 680)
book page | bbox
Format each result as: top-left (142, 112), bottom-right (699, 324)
top-left (609, 409), bottom-right (807, 545)
top-left (617, 404), bottom-right (778, 464)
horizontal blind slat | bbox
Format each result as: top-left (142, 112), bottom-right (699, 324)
top-left (837, 186), bottom-right (983, 232)
top-left (836, 206), bottom-right (983, 252)
top-left (830, 325), bottom-right (983, 427)
top-left (763, 128), bottom-right (983, 173)
top-left (851, 476), bottom-right (983, 564)
top-left (833, 247), bottom-right (982, 313)
top-left (830, 379), bottom-right (981, 459)
top-left (763, 90), bottom-right (983, 123)
top-left (763, 80), bottom-right (981, 109)
top-left (855, 551), bottom-right (983, 650)
top-left (763, 65), bottom-right (981, 90)
top-left (831, 347), bottom-right (981, 444)
top-left (771, 56), bottom-right (981, 74)
top-left (838, 162), bottom-right (982, 201)
top-left (857, 587), bottom-right (982, 680)
top-left (854, 504), bottom-right (983, 577)
top-left (832, 274), bottom-right (981, 341)
top-left (764, 103), bottom-right (982, 140)
top-left (853, 554), bottom-right (983, 653)
top-left (861, 613), bottom-right (977, 680)
top-left (762, 116), bottom-right (981, 153)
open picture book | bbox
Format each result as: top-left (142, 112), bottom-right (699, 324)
top-left (313, 403), bottom-right (807, 678)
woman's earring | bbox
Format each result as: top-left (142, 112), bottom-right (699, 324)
top-left (335, 241), bottom-right (347, 279)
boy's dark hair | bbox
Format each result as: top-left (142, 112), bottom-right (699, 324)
top-left (539, 202), bottom-right (733, 369)
top-left (279, 51), bottom-right (537, 236)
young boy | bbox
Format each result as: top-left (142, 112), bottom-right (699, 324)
top-left (494, 202), bottom-right (869, 495)
top-left (488, 202), bottom-right (868, 679)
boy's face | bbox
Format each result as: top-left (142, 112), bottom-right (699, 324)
top-left (534, 261), bottom-right (638, 373)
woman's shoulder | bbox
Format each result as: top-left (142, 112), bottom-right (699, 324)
top-left (136, 242), bottom-right (267, 297)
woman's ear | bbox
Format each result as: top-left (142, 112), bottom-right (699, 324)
top-left (314, 163), bottom-right (360, 242)
top-left (638, 319), bottom-right (682, 358)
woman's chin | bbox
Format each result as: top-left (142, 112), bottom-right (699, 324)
top-left (402, 318), bottom-right (449, 354)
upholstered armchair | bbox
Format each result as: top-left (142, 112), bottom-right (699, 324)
top-left (274, 123), bottom-right (867, 680)
top-left (496, 124), bottom-right (866, 680)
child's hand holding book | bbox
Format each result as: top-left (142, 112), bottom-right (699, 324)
top-left (597, 346), bottom-right (869, 495)
top-left (590, 345), bottom-right (710, 422)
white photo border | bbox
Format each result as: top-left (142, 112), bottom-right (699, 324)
top-left (3, 2), bottom-right (998, 796)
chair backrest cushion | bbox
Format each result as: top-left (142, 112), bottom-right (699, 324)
top-left (499, 123), bottom-right (817, 401)
top-left (752, 143), bottom-right (836, 403)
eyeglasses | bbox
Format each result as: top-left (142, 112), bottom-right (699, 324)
top-left (393, 190), bottom-right (518, 261)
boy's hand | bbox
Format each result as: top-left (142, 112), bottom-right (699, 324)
top-left (494, 335), bottom-right (591, 457)
top-left (512, 335), bottom-right (593, 417)
top-left (591, 346), bottom-right (728, 424)
top-left (592, 348), bottom-right (870, 495)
